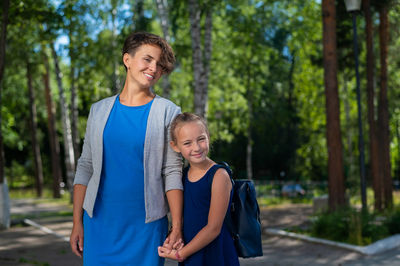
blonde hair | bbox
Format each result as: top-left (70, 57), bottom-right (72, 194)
top-left (170, 113), bottom-right (209, 143)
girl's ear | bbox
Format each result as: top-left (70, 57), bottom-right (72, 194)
top-left (170, 141), bottom-right (180, 153)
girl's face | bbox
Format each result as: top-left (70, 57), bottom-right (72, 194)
top-left (171, 121), bottom-right (210, 165)
top-left (123, 44), bottom-right (163, 89)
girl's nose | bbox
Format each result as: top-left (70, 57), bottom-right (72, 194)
top-left (193, 142), bottom-right (200, 151)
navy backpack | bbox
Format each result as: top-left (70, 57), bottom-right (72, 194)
top-left (207, 163), bottom-right (263, 258)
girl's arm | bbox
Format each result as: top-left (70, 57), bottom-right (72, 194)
top-left (159, 168), bottom-right (232, 261)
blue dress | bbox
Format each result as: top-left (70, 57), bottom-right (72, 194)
top-left (180, 165), bottom-right (240, 266)
top-left (83, 96), bottom-right (168, 266)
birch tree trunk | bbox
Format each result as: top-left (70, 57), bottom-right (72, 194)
top-left (111, 1), bottom-right (120, 94)
top-left (322, 0), bottom-right (346, 211)
top-left (51, 43), bottom-right (76, 199)
top-left (27, 61), bottom-right (44, 197)
top-left (0, 0), bottom-right (10, 229)
top-left (43, 49), bottom-right (62, 198)
top-left (188, 0), bottom-right (212, 118)
top-left (378, 5), bottom-right (393, 209)
top-left (155, 0), bottom-right (172, 98)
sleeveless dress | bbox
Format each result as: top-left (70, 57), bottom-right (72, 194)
top-left (83, 96), bottom-right (168, 266)
top-left (180, 165), bottom-right (240, 266)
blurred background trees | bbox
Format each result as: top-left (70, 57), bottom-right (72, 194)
top-left (1, 0), bottom-right (400, 214)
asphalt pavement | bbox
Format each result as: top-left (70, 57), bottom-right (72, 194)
top-left (1, 199), bottom-right (400, 266)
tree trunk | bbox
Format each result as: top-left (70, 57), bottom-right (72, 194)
top-left (364, 0), bottom-right (383, 211)
top-left (51, 43), bottom-right (76, 200)
top-left (111, 1), bottom-right (120, 94)
top-left (246, 81), bottom-right (253, 180)
top-left (0, 0), bottom-right (10, 185)
top-left (322, 0), bottom-right (346, 211)
top-left (378, 5), bottom-right (393, 209)
top-left (27, 61), bottom-right (44, 197)
top-left (343, 73), bottom-right (354, 179)
top-left (70, 65), bottom-right (80, 164)
top-left (155, 0), bottom-right (172, 98)
top-left (0, 0), bottom-right (10, 229)
top-left (42, 49), bottom-right (62, 198)
top-left (188, 0), bottom-right (212, 118)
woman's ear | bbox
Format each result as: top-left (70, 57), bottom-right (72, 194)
top-left (170, 141), bottom-right (180, 153)
top-left (123, 53), bottom-right (130, 69)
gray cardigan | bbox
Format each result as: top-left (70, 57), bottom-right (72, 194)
top-left (73, 95), bottom-right (183, 223)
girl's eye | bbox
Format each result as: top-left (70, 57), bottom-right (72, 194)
top-left (183, 142), bottom-right (190, 146)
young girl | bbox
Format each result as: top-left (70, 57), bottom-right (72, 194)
top-left (158, 113), bottom-right (240, 265)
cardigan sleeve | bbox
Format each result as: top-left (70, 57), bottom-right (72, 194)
top-left (73, 105), bottom-right (94, 186)
top-left (162, 105), bottom-right (183, 192)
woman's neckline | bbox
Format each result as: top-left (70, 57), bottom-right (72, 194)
top-left (117, 94), bottom-right (156, 107)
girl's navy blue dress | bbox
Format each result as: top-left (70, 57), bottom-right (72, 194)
top-left (83, 97), bottom-right (168, 266)
top-left (181, 165), bottom-right (240, 266)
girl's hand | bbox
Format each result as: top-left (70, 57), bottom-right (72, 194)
top-left (158, 246), bottom-right (185, 262)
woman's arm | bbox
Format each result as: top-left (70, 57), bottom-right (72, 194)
top-left (69, 105), bottom-right (94, 257)
top-left (70, 184), bottom-right (87, 257)
top-left (165, 189), bottom-right (183, 248)
top-left (159, 168), bottom-right (232, 261)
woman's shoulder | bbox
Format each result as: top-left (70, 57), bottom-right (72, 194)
top-left (90, 95), bottom-right (117, 112)
top-left (154, 95), bottom-right (180, 110)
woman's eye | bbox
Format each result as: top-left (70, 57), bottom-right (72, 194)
top-left (144, 58), bottom-right (151, 62)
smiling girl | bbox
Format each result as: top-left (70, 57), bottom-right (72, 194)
top-left (158, 113), bottom-right (239, 265)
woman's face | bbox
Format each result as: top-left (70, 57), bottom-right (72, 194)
top-left (124, 44), bottom-right (163, 89)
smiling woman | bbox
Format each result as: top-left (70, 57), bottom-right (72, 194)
top-left (69, 32), bottom-right (184, 266)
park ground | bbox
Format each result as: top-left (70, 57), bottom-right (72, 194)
top-left (1, 199), bottom-right (400, 266)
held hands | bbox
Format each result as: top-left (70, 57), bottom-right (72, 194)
top-left (158, 245), bottom-right (185, 262)
top-left (158, 227), bottom-right (185, 261)
top-left (163, 226), bottom-right (183, 251)
top-left (70, 222), bottom-right (84, 258)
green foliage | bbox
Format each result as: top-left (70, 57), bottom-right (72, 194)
top-left (311, 208), bottom-right (389, 246)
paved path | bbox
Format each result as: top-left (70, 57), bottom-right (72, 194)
top-left (1, 199), bottom-right (400, 265)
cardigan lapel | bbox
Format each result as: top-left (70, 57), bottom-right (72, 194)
top-left (92, 95), bottom-right (118, 179)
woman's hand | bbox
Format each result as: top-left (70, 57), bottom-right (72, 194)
top-left (163, 227), bottom-right (183, 251)
top-left (70, 222), bottom-right (84, 258)
top-left (158, 246), bottom-right (185, 262)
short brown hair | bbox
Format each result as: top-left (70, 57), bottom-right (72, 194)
top-left (122, 32), bottom-right (175, 74)
top-left (170, 112), bottom-right (209, 143)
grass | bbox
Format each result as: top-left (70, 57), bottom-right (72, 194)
top-left (9, 187), bottom-right (71, 204)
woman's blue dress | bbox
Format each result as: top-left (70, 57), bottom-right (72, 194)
top-left (180, 165), bottom-right (240, 266)
top-left (83, 96), bottom-right (168, 266)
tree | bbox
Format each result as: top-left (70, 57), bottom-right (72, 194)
top-left (155, 0), bottom-right (173, 98)
top-left (363, 0), bottom-right (383, 211)
top-left (27, 61), bottom-right (44, 197)
top-left (188, 0), bottom-right (213, 117)
top-left (42, 47), bottom-right (62, 198)
top-left (378, 3), bottom-right (393, 209)
top-left (322, 0), bottom-right (346, 210)
top-left (51, 43), bottom-right (76, 199)
top-left (0, 0), bottom-right (10, 229)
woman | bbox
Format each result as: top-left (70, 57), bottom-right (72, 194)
top-left (70, 32), bottom-right (183, 265)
